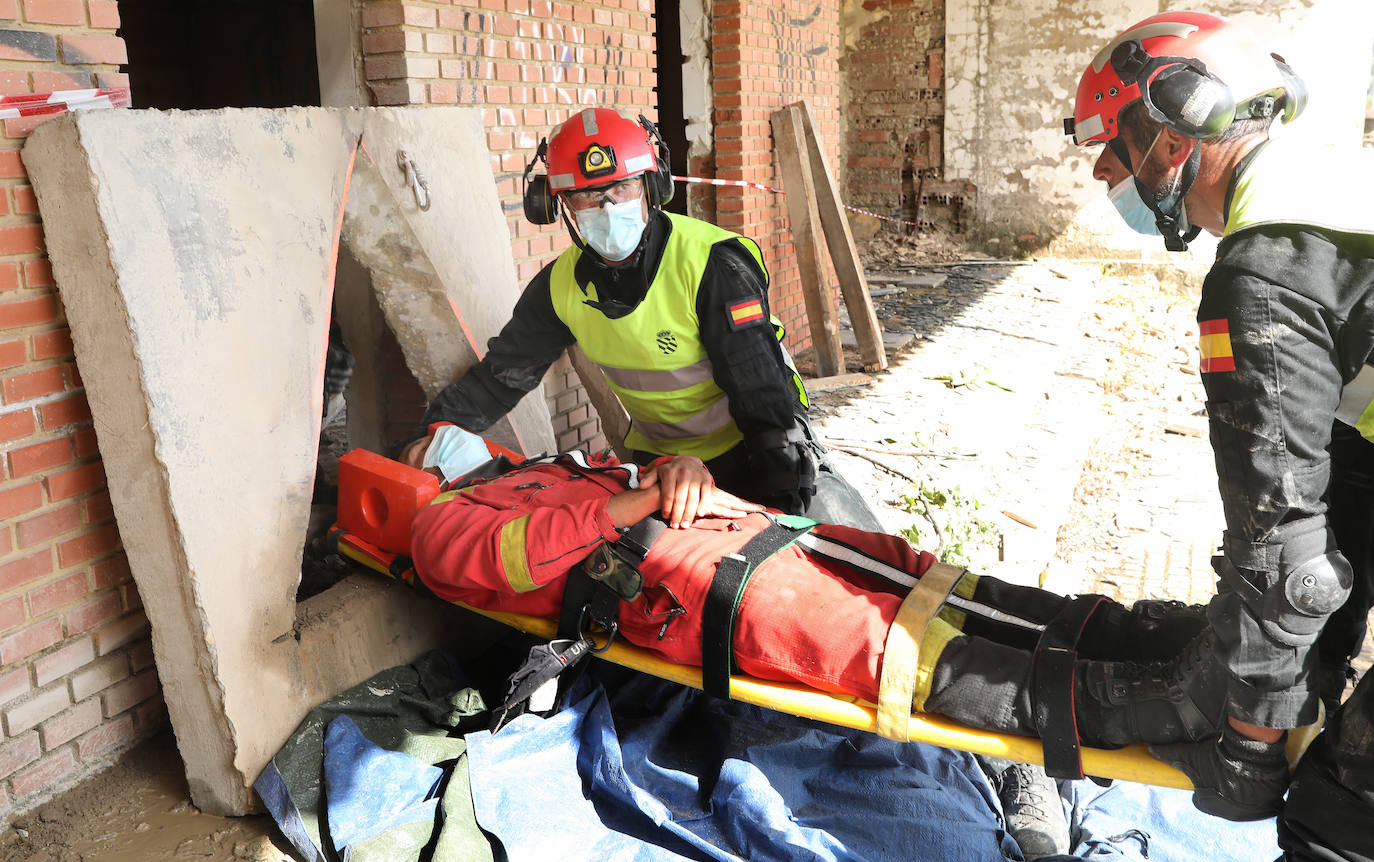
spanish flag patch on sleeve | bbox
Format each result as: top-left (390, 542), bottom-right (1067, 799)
top-left (726, 298), bottom-right (766, 331)
top-left (1198, 318), bottom-right (1236, 373)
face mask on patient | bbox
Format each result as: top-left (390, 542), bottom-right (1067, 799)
top-left (421, 424), bottom-right (491, 484)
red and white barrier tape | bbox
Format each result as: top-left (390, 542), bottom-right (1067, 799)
top-left (0, 87), bottom-right (132, 120)
top-left (672, 173), bottom-right (918, 228)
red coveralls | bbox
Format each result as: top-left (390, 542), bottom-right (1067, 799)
top-left (410, 454), bottom-right (937, 703)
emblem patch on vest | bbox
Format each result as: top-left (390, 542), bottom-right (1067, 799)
top-left (726, 298), bottom-right (766, 331)
top-left (656, 330), bottom-right (677, 355)
top-left (1198, 318), bottom-right (1235, 373)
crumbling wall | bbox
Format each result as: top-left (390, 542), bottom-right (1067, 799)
top-left (839, 0), bottom-right (972, 236)
top-left (944, 0), bottom-right (1374, 256)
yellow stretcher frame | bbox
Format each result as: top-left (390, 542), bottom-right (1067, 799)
top-left (333, 528), bottom-right (1320, 793)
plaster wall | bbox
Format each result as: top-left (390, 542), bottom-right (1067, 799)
top-left (23, 106), bottom-right (553, 814)
top-left (945, 0), bottom-right (1374, 257)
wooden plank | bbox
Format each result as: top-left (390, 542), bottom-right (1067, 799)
top-left (795, 100), bottom-right (887, 372)
top-left (567, 344), bottom-right (632, 462)
top-left (805, 372), bottom-right (872, 392)
top-left (770, 104), bottom-right (843, 378)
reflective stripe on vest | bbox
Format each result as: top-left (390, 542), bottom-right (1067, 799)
top-left (1336, 363), bottom-right (1374, 440)
top-left (1225, 138), bottom-right (1374, 240)
top-left (550, 213), bottom-right (774, 460)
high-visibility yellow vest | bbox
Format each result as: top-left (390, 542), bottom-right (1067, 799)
top-left (1225, 136), bottom-right (1374, 441)
top-left (550, 213), bottom-right (802, 460)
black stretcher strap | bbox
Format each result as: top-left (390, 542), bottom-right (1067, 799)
top-left (1033, 594), bottom-right (1107, 780)
top-left (701, 518), bottom-right (813, 698)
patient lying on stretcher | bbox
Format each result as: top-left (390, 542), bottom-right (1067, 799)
top-left (398, 424), bottom-right (1222, 766)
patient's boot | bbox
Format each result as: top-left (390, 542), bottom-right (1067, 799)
top-left (1073, 627), bottom-right (1226, 748)
top-left (1077, 599), bottom-right (1209, 663)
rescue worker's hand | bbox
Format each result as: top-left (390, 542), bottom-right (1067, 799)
top-left (1149, 721), bottom-right (1290, 821)
top-left (640, 456), bottom-right (764, 527)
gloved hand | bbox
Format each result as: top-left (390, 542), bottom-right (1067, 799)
top-left (750, 442), bottom-right (816, 515)
top-left (1150, 722), bottom-right (1290, 821)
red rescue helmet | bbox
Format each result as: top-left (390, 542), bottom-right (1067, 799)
top-left (1065, 11), bottom-right (1306, 147)
top-left (521, 108), bottom-right (674, 224)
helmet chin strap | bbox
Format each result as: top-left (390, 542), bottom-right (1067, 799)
top-left (1108, 134), bottom-right (1202, 252)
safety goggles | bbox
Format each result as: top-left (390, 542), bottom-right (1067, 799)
top-left (562, 175), bottom-right (644, 210)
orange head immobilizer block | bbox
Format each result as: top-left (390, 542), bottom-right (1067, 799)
top-left (336, 449), bottom-right (441, 556)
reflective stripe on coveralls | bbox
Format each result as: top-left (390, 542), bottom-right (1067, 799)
top-left (549, 212), bottom-right (805, 459)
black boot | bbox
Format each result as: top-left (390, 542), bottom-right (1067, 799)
top-left (1078, 599), bottom-right (1209, 663)
top-left (1073, 627), bottom-right (1226, 748)
top-left (980, 756), bottom-right (1071, 860)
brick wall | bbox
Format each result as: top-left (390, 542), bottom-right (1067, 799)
top-left (839, 0), bottom-right (971, 234)
top-left (710, 0), bottom-right (844, 347)
top-left (0, 1), bottom-right (165, 823)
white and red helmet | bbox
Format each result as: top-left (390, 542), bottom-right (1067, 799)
top-left (1066, 11), bottom-right (1305, 148)
top-left (546, 108), bottom-right (664, 195)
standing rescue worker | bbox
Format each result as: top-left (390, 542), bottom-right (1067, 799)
top-left (1065, 11), bottom-right (1374, 833)
top-left (403, 108), bottom-right (882, 531)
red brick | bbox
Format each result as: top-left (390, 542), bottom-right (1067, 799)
top-left (57, 524), bottom-right (116, 568)
top-left (94, 70), bottom-right (126, 89)
top-left (0, 549), bottom-right (51, 593)
top-left (0, 596), bottom-right (22, 631)
top-left (29, 327), bottom-right (70, 360)
top-left (2, 365), bottom-right (64, 404)
top-left (93, 611), bottom-right (146, 655)
top-left (29, 571), bottom-right (87, 616)
top-left (0, 405), bottom-right (34, 444)
top-left (0, 71), bottom-right (21, 96)
top-left (81, 489), bottom-right (111, 524)
top-left (21, 0), bottom-right (82, 24)
top-left (16, 502), bottom-right (78, 548)
top-left (0, 732), bottom-right (39, 780)
top-left (103, 668), bottom-right (156, 716)
top-left (39, 697), bottom-right (99, 748)
top-left (0, 617), bottom-right (60, 663)
top-left (128, 639), bottom-right (152, 672)
top-left (361, 2), bottom-right (404, 27)
top-left (37, 394), bottom-right (89, 429)
top-left (86, 0), bottom-right (117, 28)
top-left (91, 553), bottom-right (129, 591)
top-left (0, 223), bottom-right (42, 255)
top-left (22, 258), bottom-right (51, 287)
top-left (0, 337), bottom-right (23, 368)
top-left (68, 651), bottom-right (124, 700)
top-left (0, 480), bottom-right (40, 519)
top-left (0, 149), bottom-right (21, 179)
top-left (29, 68), bottom-right (85, 93)
top-left (57, 33), bottom-right (125, 65)
top-left (75, 711), bottom-right (132, 759)
top-left (0, 294), bottom-right (57, 328)
top-left (12, 184), bottom-right (35, 215)
top-left (0, 666), bottom-right (28, 706)
top-left (0, 28), bottom-right (56, 61)
top-left (43, 460), bottom-right (103, 501)
top-left (33, 635), bottom-right (92, 686)
top-left (0, 531), bottom-right (10, 557)
top-left (9, 746), bottom-right (75, 799)
top-left (8, 437), bottom-right (72, 476)
top-left (62, 590), bottom-right (120, 633)
top-left (0, 261), bottom-right (17, 290)
top-left (71, 427), bottom-right (96, 458)
top-left (3, 110), bottom-right (59, 138)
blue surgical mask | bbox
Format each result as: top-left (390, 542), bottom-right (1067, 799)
top-left (1107, 177), bottom-right (1188, 238)
top-left (421, 424), bottom-right (491, 483)
top-left (574, 198), bottom-right (647, 261)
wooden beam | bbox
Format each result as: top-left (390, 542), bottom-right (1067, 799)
top-left (567, 344), bottom-right (632, 462)
top-left (770, 104), bottom-right (843, 378)
top-left (794, 101), bottom-right (887, 371)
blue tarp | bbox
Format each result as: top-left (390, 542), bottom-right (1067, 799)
top-left (260, 652), bottom-right (1285, 862)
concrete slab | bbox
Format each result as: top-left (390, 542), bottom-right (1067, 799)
top-left (23, 107), bottom-right (553, 815)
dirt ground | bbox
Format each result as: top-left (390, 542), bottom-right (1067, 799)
top-left (5, 231), bottom-right (1358, 861)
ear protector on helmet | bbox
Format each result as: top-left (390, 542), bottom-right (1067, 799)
top-left (1110, 39), bottom-right (1237, 139)
top-left (637, 114), bottom-right (674, 208)
top-left (522, 138), bottom-right (558, 225)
